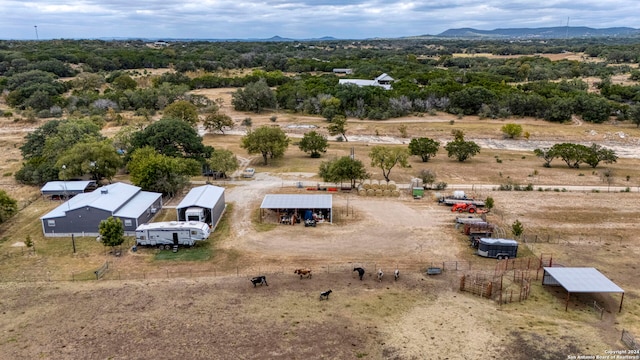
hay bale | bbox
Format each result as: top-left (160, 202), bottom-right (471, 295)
top-left (366, 189), bottom-right (375, 196)
top-left (383, 189), bottom-right (391, 196)
top-left (363, 179), bottom-right (372, 190)
top-left (358, 189), bottom-right (367, 196)
top-left (375, 189), bottom-right (383, 196)
top-left (392, 190), bottom-right (400, 197)
top-left (371, 179), bottom-right (380, 189)
top-left (387, 181), bottom-right (396, 190)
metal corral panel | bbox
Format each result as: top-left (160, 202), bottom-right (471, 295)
top-left (542, 267), bottom-right (624, 293)
top-left (260, 194), bottom-right (332, 209)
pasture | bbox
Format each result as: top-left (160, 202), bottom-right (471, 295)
top-left (1, 88), bottom-right (640, 358)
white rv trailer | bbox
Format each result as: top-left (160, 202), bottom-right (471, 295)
top-left (135, 221), bottom-right (210, 248)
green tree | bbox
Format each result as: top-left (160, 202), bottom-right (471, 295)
top-left (0, 190), bottom-right (18, 224)
top-left (298, 131), bottom-right (328, 158)
top-left (408, 137), bottom-right (440, 162)
top-left (111, 74), bottom-right (137, 91)
top-left (163, 100), bottom-right (199, 126)
top-left (327, 115), bottom-right (348, 142)
top-left (628, 104), bottom-right (640, 128)
top-left (318, 156), bottom-right (369, 188)
top-left (445, 140), bottom-right (481, 162)
top-left (550, 143), bottom-right (590, 168)
top-left (368, 146), bottom-right (410, 183)
top-left (419, 169), bottom-right (437, 189)
top-left (232, 78), bottom-right (276, 113)
top-left (511, 219), bottom-right (524, 238)
top-left (203, 112), bottom-right (234, 134)
top-left (128, 147), bottom-right (201, 196)
top-left (485, 197), bottom-right (495, 211)
top-left (129, 118), bottom-right (213, 162)
top-left (534, 147), bottom-right (556, 168)
top-left (99, 216), bottom-right (125, 250)
top-left (583, 143), bottom-right (618, 168)
top-left (500, 123), bottom-right (523, 139)
top-left (207, 149), bottom-right (239, 178)
top-left (240, 126), bottom-right (290, 165)
top-left (55, 139), bottom-right (122, 182)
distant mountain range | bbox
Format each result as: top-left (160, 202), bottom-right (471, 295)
top-left (96, 27), bottom-right (640, 43)
top-left (436, 26), bottom-right (640, 39)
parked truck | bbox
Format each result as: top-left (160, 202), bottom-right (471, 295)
top-left (135, 221), bottom-right (210, 249)
top-left (437, 191), bottom-right (485, 207)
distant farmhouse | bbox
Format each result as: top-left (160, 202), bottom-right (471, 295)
top-left (332, 68), bottom-right (353, 74)
top-left (338, 73), bottom-right (394, 90)
top-left (41, 182), bottom-right (162, 237)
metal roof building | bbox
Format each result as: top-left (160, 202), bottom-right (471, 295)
top-left (40, 182), bottom-right (162, 237)
top-left (41, 181), bottom-right (97, 197)
top-left (542, 267), bottom-right (625, 312)
top-left (176, 185), bottom-right (226, 230)
top-left (260, 194), bottom-right (333, 223)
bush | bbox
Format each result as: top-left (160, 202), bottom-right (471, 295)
top-left (434, 181), bottom-right (448, 190)
top-left (242, 117), bottom-right (252, 127)
top-left (270, 115), bottom-right (277, 122)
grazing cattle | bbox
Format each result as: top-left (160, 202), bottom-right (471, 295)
top-left (377, 269), bottom-right (384, 282)
top-left (353, 267), bottom-right (365, 281)
top-left (394, 269), bottom-right (400, 281)
top-left (319, 289), bottom-right (332, 300)
top-left (250, 276), bottom-right (268, 287)
top-left (294, 268), bottom-right (312, 279)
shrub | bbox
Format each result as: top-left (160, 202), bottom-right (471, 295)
top-left (434, 181), bottom-right (447, 190)
top-left (270, 115), bottom-right (277, 122)
top-left (242, 117), bottom-right (252, 127)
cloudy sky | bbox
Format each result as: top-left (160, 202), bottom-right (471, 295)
top-left (1, 0), bottom-right (638, 40)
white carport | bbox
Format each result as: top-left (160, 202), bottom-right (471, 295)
top-left (260, 194), bottom-right (332, 223)
top-left (542, 267), bottom-right (624, 312)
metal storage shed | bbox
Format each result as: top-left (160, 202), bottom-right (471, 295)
top-left (41, 181), bottom-right (97, 198)
top-left (40, 182), bottom-right (162, 237)
top-left (176, 185), bottom-right (226, 230)
top-left (260, 194), bottom-right (332, 223)
top-left (542, 267), bottom-right (625, 312)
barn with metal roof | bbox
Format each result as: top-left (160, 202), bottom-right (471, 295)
top-left (176, 185), bottom-right (226, 230)
top-left (542, 267), bottom-right (625, 312)
top-left (40, 182), bottom-right (162, 237)
top-left (260, 194), bottom-right (332, 224)
top-left (40, 180), bottom-right (97, 199)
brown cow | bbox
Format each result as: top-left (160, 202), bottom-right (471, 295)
top-left (294, 268), bottom-right (312, 279)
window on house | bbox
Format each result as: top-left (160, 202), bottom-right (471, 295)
top-left (124, 219), bottom-right (132, 227)
top-left (47, 220), bottom-right (55, 227)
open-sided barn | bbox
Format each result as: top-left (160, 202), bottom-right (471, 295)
top-left (40, 182), bottom-right (162, 237)
top-left (40, 180), bottom-right (97, 199)
top-left (260, 194), bottom-right (332, 224)
top-left (176, 185), bottom-right (226, 230)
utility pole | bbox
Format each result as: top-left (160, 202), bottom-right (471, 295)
top-left (34, 25), bottom-right (39, 40)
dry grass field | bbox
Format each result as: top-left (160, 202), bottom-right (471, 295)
top-left (1, 83), bottom-right (640, 359)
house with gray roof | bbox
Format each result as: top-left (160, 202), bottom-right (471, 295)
top-left (40, 182), bottom-right (162, 237)
top-left (176, 185), bottom-right (226, 230)
top-left (338, 73), bottom-right (394, 90)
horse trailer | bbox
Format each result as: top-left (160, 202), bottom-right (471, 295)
top-left (135, 221), bottom-right (210, 248)
top-left (476, 238), bottom-right (518, 259)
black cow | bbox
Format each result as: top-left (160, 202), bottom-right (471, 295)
top-left (353, 267), bottom-right (365, 281)
top-left (319, 289), bottom-right (332, 300)
top-left (250, 276), bottom-right (268, 287)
